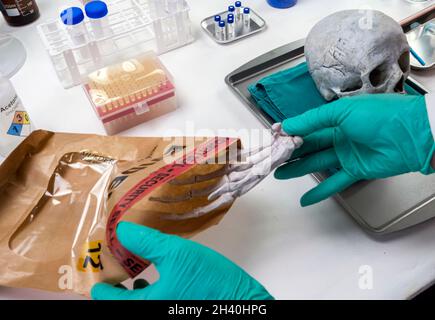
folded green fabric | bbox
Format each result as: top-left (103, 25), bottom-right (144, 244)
top-left (248, 62), bottom-right (422, 122)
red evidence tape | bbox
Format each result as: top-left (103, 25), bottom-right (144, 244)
top-left (106, 137), bottom-right (237, 278)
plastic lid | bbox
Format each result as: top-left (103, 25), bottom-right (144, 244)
top-left (235, 1), bottom-right (242, 7)
top-left (228, 13), bottom-right (234, 19)
top-left (0, 34), bottom-right (26, 78)
top-left (228, 5), bottom-right (235, 12)
top-left (219, 21), bottom-right (225, 27)
top-left (214, 15), bottom-right (221, 22)
top-left (60, 7), bottom-right (85, 25)
top-left (85, 1), bottom-right (109, 19)
top-left (227, 17), bottom-right (234, 23)
top-left (243, 7), bottom-right (250, 13)
top-left (267, 0), bottom-right (297, 9)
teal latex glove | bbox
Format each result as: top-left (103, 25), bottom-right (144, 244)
top-left (91, 222), bottom-right (274, 300)
top-left (275, 94), bottom-right (435, 207)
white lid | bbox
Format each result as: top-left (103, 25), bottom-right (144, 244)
top-left (0, 34), bottom-right (27, 78)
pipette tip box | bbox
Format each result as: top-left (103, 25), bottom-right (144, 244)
top-left (83, 52), bottom-right (177, 135)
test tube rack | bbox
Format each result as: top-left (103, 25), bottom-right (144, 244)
top-left (37, 0), bottom-right (194, 89)
top-left (201, 8), bottom-right (266, 45)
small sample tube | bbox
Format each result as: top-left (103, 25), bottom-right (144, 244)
top-left (214, 15), bottom-right (221, 36)
top-left (228, 5), bottom-right (235, 18)
top-left (217, 20), bottom-right (226, 41)
top-left (243, 7), bottom-right (251, 29)
top-left (85, 0), bottom-right (109, 39)
top-left (235, 1), bottom-right (242, 21)
top-left (60, 7), bottom-right (87, 46)
top-left (228, 13), bottom-right (234, 21)
top-left (227, 17), bottom-right (235, 40)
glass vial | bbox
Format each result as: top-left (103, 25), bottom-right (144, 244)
top-left (0, 0), bottom-right (40, 27)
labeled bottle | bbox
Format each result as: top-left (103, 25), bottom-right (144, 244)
top-left (214, 15), bottom-right (221, 36)
top-left (227, 16), bottom-right (235, 40)
top-left (235, 1), bottom-right (242, 21)
top-left (0, 73), bottom-right (33, 157)
top-left (243, 7), bottom-right (251, 28)
top-left (0, 0), bottom-right (40, 27)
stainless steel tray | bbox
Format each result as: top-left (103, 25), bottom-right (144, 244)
top-left (201, 9), bottom-right (266, 45)
top-left (225, 39), bottom-right (435, 235)
top-left (403, 5), bottom-right (435, 70)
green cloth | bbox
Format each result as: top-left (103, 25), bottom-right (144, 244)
top-left (248, 62), bottom-right (422, 122)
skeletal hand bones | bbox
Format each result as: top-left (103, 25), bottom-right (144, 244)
top-left (154, 124), bottom-right (302, 220)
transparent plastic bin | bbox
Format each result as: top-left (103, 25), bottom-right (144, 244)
top-left (83, 52), bottom-right (177, 135)
top-left (37, 0), bottom-right (193, 89)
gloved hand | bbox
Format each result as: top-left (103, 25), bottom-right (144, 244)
top-left (91, 222), bottom-right (274, 300)
top-left (275, 93), bottom-right (435, 207)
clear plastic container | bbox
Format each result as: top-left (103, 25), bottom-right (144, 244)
top-left (38, 0), bottom-right (193, 89)
top-left (83, 52), bottom-right (177, 135)
top-left (85, 1), bottom-right (110, 39)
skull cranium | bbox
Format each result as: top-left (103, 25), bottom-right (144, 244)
top-left (305, 10), bottom-right (410, 101)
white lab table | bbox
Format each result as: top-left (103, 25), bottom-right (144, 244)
top-left (1, 0), bottom-right (435, 300)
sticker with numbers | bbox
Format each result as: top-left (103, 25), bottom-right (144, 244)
top-left (77, 240), bottom-right (104, 272)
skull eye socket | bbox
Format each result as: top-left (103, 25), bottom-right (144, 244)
top-left (399, 50), bottom-right (410, 73)
top-left (369, 62), bottom-right (389, 87)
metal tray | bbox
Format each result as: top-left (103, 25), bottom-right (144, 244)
top-left (225, 39), bottom-right (435, 235)
top-left (404, 5), bottom-right (435, 70)
top-left (201, 9), bottom-right (266, 45)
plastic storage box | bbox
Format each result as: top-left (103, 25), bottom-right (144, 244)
top-left (83, 52), bottom-right (177, 134)
top-left (37, 0), bottom-right (193, 88)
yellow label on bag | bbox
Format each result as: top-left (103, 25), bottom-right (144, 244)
top-left (77, 241), bottom-right (104, 272)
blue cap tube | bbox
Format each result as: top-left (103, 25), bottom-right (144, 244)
top-left (214, 15), bottom-right (221, 22)
top-left (228, 5), bottom-right (235, 12)
top-left (267, 0), bottom-right (297, 9)
top-left (60, 7), bottom-right (85, 25)
top-left (235, 1), bottom-right (242, 7)
top-left (85, 1), bottom-right (109, 19)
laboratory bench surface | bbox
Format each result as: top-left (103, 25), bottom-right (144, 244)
top-left (1, 0), bottom-right (435, 300)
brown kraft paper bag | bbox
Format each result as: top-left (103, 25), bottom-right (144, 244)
top-left (0, 130), bottom-right (240, 295)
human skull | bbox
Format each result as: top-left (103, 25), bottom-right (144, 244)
top-left (305, 10), bottom-right (410, 101)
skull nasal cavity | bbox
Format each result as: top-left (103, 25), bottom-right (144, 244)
top-left (369, 63), bottom-right (389, 87)
top-left (341, 78), bottom-right (363, 93)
